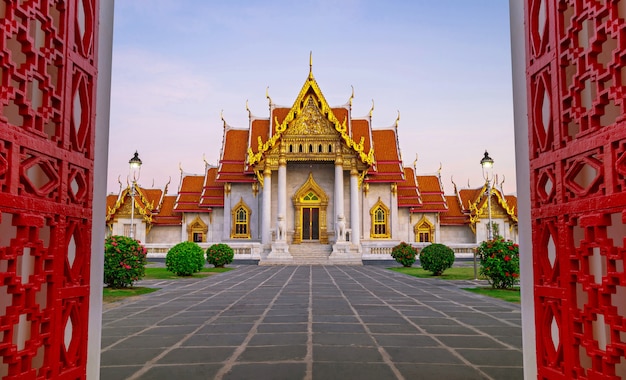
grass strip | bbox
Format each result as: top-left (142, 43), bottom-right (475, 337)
top-left (143, 266), bottom-right (234, 280)
top-left (102, 287), bottom-right (159, 303)
top-left (389, 266), bottom-right (480, 281)
top-left (463, 287), bottom-right (521, 303)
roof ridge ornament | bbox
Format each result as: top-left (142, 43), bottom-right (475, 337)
top-left (369, 99), bottom-right (375, 118)
top-left (266, 86), bottom-right (273, 107)
top-left (395, 110), bottom-right (400, 128)
top-left (309, 51), bottom-right (313, 79)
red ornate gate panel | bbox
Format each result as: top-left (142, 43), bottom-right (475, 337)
top-left (526, 0), bottom-right (626, 378)
top-left (0, 1), bottom-right (99, 378)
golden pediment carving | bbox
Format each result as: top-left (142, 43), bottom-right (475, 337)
top-left (286, 97), bottom-right (336, 136)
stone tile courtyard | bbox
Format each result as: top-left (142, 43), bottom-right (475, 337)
top-left (100, 265), bottom-right (523, 380)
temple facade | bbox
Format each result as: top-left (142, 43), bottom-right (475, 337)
top-left (106, 66), bottom-right (518, 264)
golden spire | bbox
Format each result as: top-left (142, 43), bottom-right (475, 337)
top-left (309, 51), bottom-right (313, 79)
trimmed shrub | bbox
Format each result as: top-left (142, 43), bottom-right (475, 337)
top-left (477, 238), bottom-right (520, 289)
top-left (104, 235), bottom-right (147, 288)
top-left (419, 243), bottom-right (455, 275)
top-left (391, 242), bottom-right (417, 267)
top-left (206, 243), bottom-right (234, 268)
top-left (166, 241), bottom-right (205, 276)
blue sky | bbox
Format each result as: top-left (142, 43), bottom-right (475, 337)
top-left (107, 1), bottom-right (516, 195)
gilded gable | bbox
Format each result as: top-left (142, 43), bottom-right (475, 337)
top-left (286, 97), bottom-right (337, 136)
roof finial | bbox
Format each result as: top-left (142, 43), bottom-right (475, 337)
top-left (220, 109), bottom-right (226, 127)
top-left (395, 110), bottom-right (400, 128)
top-left (246, 99), bottom-right (251, 118)
top-left (467, 178), bottom-right (471, 188)
top-left (266, 86), bottom-right (273, 107)
top-left (203, 153), bottom-right (209, 169)
top-left (179, 162), bottom-right (183, 174)
top-left (164, 176), bottom-right (171, 195)
top-left (451, 176), bottom-right (458, 194)
top-left (349, 85), bottom-right (354, 107)
top-left (438, 162), bottom-right (442, 175)
top-left (413, 153), bottom-right (418, 173)
top-left (369, 99), bottom-right (375, 118)
top-left (309, 51), bottom-right (313, 78)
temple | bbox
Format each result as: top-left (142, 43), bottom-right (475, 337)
top-left (106, 64), bottom-right (518, 264)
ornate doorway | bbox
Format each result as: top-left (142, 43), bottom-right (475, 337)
top-left (302, 207), bottom-right (320, 240)
top-left (293, 173), bottom-right (329, 244)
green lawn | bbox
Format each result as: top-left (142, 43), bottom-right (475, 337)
top-left (389, 266), bottom-right (481, 281)
top-left (463, 287), bottom-right (521, 303)
top-left (102, 287), bottom-right (159, 303)
top-left (389, 266), bottom-right (521, 303)
top-left (103, 266), bottom-right (234, 303)
top-left (143, 266), bottom-right (234, 280)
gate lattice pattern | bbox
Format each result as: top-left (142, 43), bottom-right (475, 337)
top-left (526, 0), bottom-right (626, 378)
top-left (0, 1), bottom-right (98, 378)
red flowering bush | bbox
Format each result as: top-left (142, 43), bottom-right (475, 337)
top-left (477, 238), bottom-right (520, 289)
top-left (104, 235), bottom-right (147, 288)
top-left (206, 243), bottom-right (234, 268)
top-left (391, 242), bottom-right (417, 267)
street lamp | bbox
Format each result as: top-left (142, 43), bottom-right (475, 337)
top-left (480, 150), bottom-right (494, 241)
top-left (128, 151), bottom-right (142, 239)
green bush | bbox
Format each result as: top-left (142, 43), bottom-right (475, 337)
top-left (477, 238), bottom-right (520, 289)
top-left (166, 241), bottom-right (205, 276)
top-left (419, 243), bottom-right (455, 275)
top-left (391, 242), bottom-right (417, 267)
top-left (104, 235), bottom-right (147, 288)
top-left (206, 243), bottom-right (234, 268)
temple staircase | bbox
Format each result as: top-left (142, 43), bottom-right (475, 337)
top-left (288, 243), bottom-right (333, 264)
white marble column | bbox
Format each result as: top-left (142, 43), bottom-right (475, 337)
top-left (350, 167), bottom-right (360, 245)
top-left (335, 155), bottom-right (344, 241)
top-left (277, 154), bottom-right (287, 241)
top-left (262, 167), bottom-right (272, 245)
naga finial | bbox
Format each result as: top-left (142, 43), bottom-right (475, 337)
top-left (395, 110), bottom-right (400, 128)
top-left (369, 99), bottom-right (375, 118)
top-left (246, 99), bottom-right (251, 118)
top-left (413, 153), bottom-right (418, 173)
top-left (266, 86), bottom-right (273, 106)
top-left (349, 85), bottom-right (354, 107)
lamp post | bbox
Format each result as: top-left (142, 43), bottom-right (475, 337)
top-left (480, 150), bottom-right (494, 241)
top-left (128, 151), bottom-right (142, 239)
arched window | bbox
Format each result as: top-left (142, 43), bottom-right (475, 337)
top-left (414, 216), bottom-right (434, 243)
top-left (318, 144), bottom-right (322, 153)
top-left (187, 215), bottom-right (208, 242)
top-left (309, 144), bottom-right (313, 152)
top-left (299, 144), bottom-right (303, 153)
top-left (289, 144), bottom-right (293, 153)
top-left (328, 144), bottom-right (332, 153)
top-left (370, 198), bottom-right (390, 238)
top-left (231, 198), bottom-right (251, 239)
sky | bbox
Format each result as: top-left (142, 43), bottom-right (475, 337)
top-left (107, 1), bottom-right (517, 196)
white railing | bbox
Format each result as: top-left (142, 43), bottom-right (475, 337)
top-left (144, 242), bottom-right (262, 260)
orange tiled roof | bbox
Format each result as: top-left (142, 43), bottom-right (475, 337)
top-left (249, 119), bottom-right (270, 155)
top-left (368, 129), bottom-right (403, 182)
top-left (332, 107), bottom-right (350, 134)
top-left (440, 195), bottom-right (469, 225)
top-left (397, 167), bottom-right (421, 208)
top-left (174, 175), bottom-right (207, 212)
top-left (411, 175), bottom-right (448, 212)
top-left (351, 119), bottom-right (372, 153)
top-left (200, 167), bottom-right (224, 208)
top-left (152, 196), bottom-right (182, 225)
top-left (217, 128), bottom-right (255, 182)
top-left (271, 108), bottom-right (290, 134)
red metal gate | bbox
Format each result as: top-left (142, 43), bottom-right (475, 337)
top-left (526, 0), bottom-right (626, 378)
top-left (0, 1), bottom-right (99, 378)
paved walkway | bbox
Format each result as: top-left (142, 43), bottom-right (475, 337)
top-left (100, 266), bottom-right (523, 380)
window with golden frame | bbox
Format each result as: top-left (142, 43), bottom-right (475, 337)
top-left (231, 198), bottom-right (251, 239)
top-left (414, 216), bottom-right (434, 243)
top-left (370, 198), bottom-right (390, 238)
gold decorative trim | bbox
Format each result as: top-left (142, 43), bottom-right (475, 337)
top-left (414, 215), bottom-right (434, 243)
top-left (230, 198), bottom-right (252, 239)
top-left (247, 70), bottom-right (375, 167)
top-left (370, 197), bottom-right (390, 239)
top-left (292, 173), bottom-right (329, 244)
top-left (187, 215), bottom-right (208, 242)
top-left (468, 183), bottom-right (517, 233)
